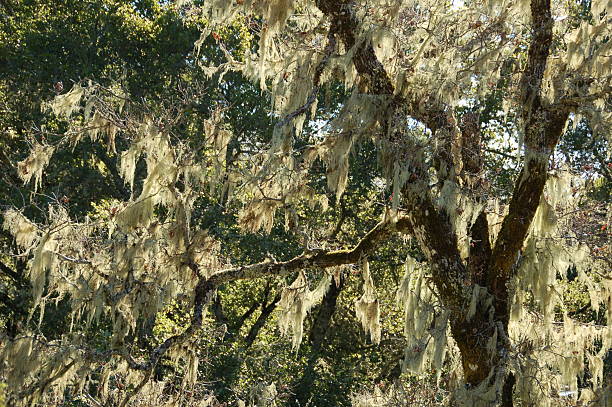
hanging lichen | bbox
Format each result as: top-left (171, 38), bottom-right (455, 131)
top-left (17, 143), bottom-right (55, 192)
top-left (355, 259), bottom-right (382, 345)
top-left (46, 83), bottom-right (85, 117)
top-left (437, 180), bottom-right (485, 259)
top-left (2, 1), bottom-right (610, 405)
top-left (323, 132), bottom-right (353, 203)
top-left (508, 169), bottom-right (611, 405)
top-left (396, 256), bottom-right (454, 382)
top-left (2, 208), bottom-right (39, 250)
top-left (278, 271), bottom-right (332, 349)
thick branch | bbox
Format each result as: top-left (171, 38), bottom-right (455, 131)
top-left (403, 188), bottom-right (469, 310)
top-left (489, 0), bottom-right (569, 323)
top-left (233, 299), bottom-right (259, 333)
top-left (316, 0), bottom-right (448, 131)
top-left (24, 360), bottom-right (77, 403)
top-left (519, 0), bottom-right (554, 120)
top-left (316, 0), bottom-right (393, 95)
top-left (468, 210), bottom-right (492, 286)
top-left (558, 85), bottom-right (612, 108)
top-left (208, 216), bottom-right (410, 286)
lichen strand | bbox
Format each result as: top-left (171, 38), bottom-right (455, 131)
top-left (355, 259), bottom-right (382, 345)
top-left (1, 203), bottom-right (216, 405)
top-left (0, 336), bottom-right (85, 405)
top-left (46, 83), bottom-right (85, 117)
top-left (396, 257), bottom-right (449, 378)
top-left (1, 85), bottom-right (227, 405)
top-left (17, 143), bottom-right (55, 192)
top-left (278, 271), bottom-right (332, 349)
top-left (3, 0), bottom-right (611, 404)
top-left (2, 208), bottom-right (39, 250)
top-left (437, 180), bottom-right (485, 260)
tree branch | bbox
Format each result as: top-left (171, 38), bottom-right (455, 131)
top-left (0, 259), bottom-right (24, 285)
top-left (92, 146), bottom-right (131, 200)
top-left (244, 293), bottom-right (280, 348)
top-left (308, 273), bottom-right (344, 351)
top-left (488, 0), bottom-right (570, 323)
top-left (208, 215), bottom-right (410, 286)
top-left (558, 85), bottom-right (612, 108)
top-left (276, 27), bottom-right (337, 129)
top-left (402, 188), bottom-right (470, 310)
top-left (467, 210), bottom-right (492, 286)
top-left (316, 0), bottom-right (393, 95)
top-left (119, 275), bottom-right (214, 373)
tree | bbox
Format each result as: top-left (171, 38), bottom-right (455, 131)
top-left (1, 0), bottom-right (610, 406)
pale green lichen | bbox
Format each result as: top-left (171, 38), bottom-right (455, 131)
top-left (17, 144), bottom-right (55, 192)
top-left (355, 259), bottom-right (382, 345)
top-left (278, 271), bottom-right (332, 349)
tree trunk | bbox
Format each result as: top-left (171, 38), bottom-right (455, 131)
top-left (447, 287), bottom-right (514, 406)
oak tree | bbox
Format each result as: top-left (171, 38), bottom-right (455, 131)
top-left (1, 0), bottom-right (611, 406)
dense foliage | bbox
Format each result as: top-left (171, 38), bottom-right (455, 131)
top-left (0, 0), bottom-right (610, 406)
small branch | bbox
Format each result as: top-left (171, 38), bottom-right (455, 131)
top-left (485, 148), bottom-right (517, 160)
top-left (328, 197), bottom-right (348, 240)
top-left (244, 293), bottom-right (280, 348)
top-left (52, 251), bottom-right (92, 265)
top-left (92, 146), bottom-right (131, 200)
top-left (558, 85), bottom-right (612, 108)
top-left (83, 392), bottom-right (104, 407)
top-left (119, 276), bottom-right (214, 372)
top-left (0, 259), bottom-right (24, 284)
top-left (19, 359), bottom-right (77, 403)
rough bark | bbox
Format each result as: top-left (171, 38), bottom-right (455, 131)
top-left (488, 0), bottom-right (569, 328)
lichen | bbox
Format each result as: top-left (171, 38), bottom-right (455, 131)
top-left (355, 259), bottom-right (382, 345)
top-left (17, 143), bottom-right (55, 191)
top-left (396, 257), bottom-right (449, 377)
top-left (278, 271), bottom-right (332, 349)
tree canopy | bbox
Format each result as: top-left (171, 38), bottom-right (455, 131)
top-left (0, 0), bottom-right (610, 406)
